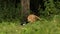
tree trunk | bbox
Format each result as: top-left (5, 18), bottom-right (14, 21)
top-left (20, 0), bottom-right (30, 24)
top-left (21, 0), bottom-right (30, 14)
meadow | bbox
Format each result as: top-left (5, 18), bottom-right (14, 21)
top-left (0, 15), bottom-right (60, 34)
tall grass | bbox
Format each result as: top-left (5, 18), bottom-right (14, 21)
top-left (0, 15), bottom-right (60, 34)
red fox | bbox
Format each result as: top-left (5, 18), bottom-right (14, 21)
top-left (27, 14), bottom-right (41, 23)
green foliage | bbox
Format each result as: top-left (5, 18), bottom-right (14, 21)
top-left (45, 0), bottom-right (56, 13)
top-left (39, 0), bottom-right (60, 17)
top-left (0, 0), bottom-right (21, 22)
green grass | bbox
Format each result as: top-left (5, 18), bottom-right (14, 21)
top-left (0, 15), bottom-right (60, 34)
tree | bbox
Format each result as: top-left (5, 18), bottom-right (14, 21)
top-left (20, 0), bottom-right (30, 25)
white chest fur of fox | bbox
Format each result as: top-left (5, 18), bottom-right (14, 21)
top-left (27, 14), bottom-right (40, 23)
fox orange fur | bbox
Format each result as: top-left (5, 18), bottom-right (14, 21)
top-left (27, 14), bottom-right (41, 23)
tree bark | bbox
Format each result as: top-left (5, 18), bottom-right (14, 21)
top-left (20, 0), bottom-right (30, 24)
top-left (21, 0), bottom-right (30, 16)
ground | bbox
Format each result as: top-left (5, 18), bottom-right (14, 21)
top-left (0, 15), bottom-right (60, 34)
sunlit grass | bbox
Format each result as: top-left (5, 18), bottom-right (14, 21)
top-left (0, 15), bottom-right (60, 34)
